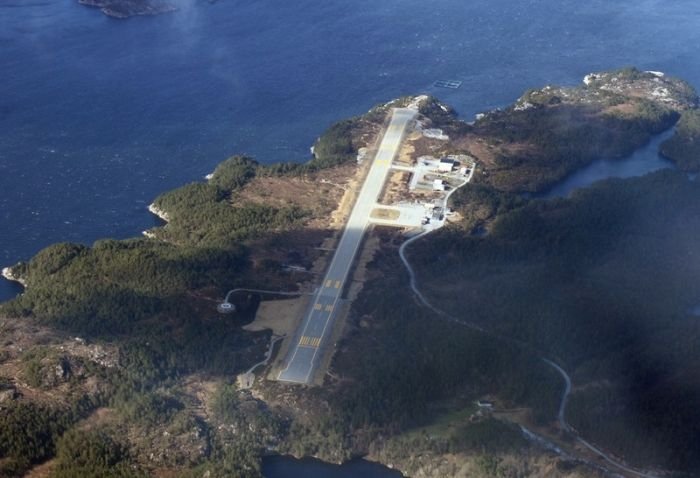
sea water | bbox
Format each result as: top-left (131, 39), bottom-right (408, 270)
top-left (2, 0), bottom-right (700, 302)
top-left (2, 1), bottom-right (700, 473)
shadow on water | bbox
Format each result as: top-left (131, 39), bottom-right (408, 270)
top-left (262, 456), bottom-right (403, 478)
top-left (0, 277), bottom-right (23, 304)
top-left (538, 127), bottom-right (677, 199)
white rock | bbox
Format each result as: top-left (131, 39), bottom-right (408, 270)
top-left (514, 101), bottom-right (534, 111)
top-left (148, 203), bottom-right (170, 222)
top-left (422, 128), bottom-right (449, 140)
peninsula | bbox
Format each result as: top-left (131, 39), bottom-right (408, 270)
top-left (1, 68), bottom-right (699, 478)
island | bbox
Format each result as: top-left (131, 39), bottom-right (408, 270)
top-left (78, 0), bottom-right (177, 18)
top-left (1, 68), bottom-right (699, 478)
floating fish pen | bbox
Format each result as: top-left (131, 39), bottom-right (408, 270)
top-left (433, 79), bottom-right (463, 89)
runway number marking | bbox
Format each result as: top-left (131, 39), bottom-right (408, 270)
top-left (278, 109), bottom-right (416, 383)
top-left (298, 336), bottom-right (320, 348)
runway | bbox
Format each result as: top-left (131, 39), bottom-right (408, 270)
top-left (277, 107), bottom-right (417, 384)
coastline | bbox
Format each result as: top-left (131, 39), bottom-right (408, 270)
top-left (147, 202), bottom-right (170, 222)
top-left (2, 266), bottom-right (27, 288)
top-left (143, 203), bottom-right (170, 239)
top-left (1, 70), bottom-right (698, 477)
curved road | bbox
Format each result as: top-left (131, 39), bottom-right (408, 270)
top-left (398, 189), bottom-right (658, 478)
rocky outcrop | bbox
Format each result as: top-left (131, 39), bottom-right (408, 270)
top-left (2, 266), bottom-right (27, 287)
top-left (143, 203), bottom-right (170, 239)
top-left (583, 69), bottom-right (698, 109)
top-left (513, 68), bottom-right (698, 113)
top-left (148, 203), bottom-right (170, 222)
top-left (0, 387), bottom-right (19, 404)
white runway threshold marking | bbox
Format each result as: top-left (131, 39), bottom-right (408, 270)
top-left (277, 108), bottom-right (417, 384)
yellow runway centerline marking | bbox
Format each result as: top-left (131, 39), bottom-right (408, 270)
top-left (277, 108), bottom-right (418, 384)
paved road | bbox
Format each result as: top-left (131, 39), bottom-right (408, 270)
top-left (278, 107), bottom-right (417, 383)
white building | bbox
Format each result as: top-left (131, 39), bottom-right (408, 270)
top-left (438, 158), bottom-right (455, 173)
top-left (433, 179), bottom-right (445, 191)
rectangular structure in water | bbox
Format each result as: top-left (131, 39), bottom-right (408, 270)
top-left (433, 79), bottom-right (463, 89)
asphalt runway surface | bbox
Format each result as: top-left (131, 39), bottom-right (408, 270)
top-left (278, 108), bottom-right (416, 384)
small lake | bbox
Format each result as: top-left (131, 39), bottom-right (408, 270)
top-left (540, 128), bottom-right (676, 199)
top-left (262, 456), bottom-right (403, 478)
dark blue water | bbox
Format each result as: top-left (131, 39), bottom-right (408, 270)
top-left (2, 1), bottom-right (700, 303)
top-left (2, 1), bottom-right (700, 475)
top-left (541, 127), bottom-right (677, 199)
top-left (262, 456), bottom-right (403, 478)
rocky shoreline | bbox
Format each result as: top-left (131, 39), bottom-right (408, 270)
top-left (2, 67), bottom-right (699, 477)
top-left (143, 203), bottom-right (170, 238)
top-left (1, 266), bottom-right (26, 288)
top-left (147, 202), bottom-right (170, 222)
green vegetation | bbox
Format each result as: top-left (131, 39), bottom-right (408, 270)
top-left (448, 183), bottom-right (527, 232)
top-left (449, 418), bottom-right (527, 454)
top-left (21, 346), bottom-right (57, 388)
top-left (371, 416), bottom-right (530, 478)
top-left (310, 119), bottom-right (359, 168)
top-left (660, 109), bottom-right (700, 171)
top-left (418, 96), bottom-right (470, 135)
top-left (0, 109), bottom-right (387, 476)
top-left (149, 107), bottom-right (381, 247)
top-left (449, 67), bottom-right (700, 194)
top-left (181, 443), bottom-right (262, 478)
top-left (386, 415), bottom-right (527, 456)
top-left (476, 99), bottom-right (679, 192)
top-left (183, 383), bottom-right (285, 478)
top-left (280, 241), bottom-right (563, 464)
top-left (0, 400), bottom-right (94, 476)
top-left (52, 429), bottom-right (142, 478)
top-left (211, 382), bottom-right (241, 423)
top-left (1, 239), bottom-right (247, 336)
top-left (152, 157), bottom-right (309, 248)
top-left (115, 391), bottom-right (183, 427)
top-left (408, 170), bottom-right (700, 472)
top-left (3, 78), bottom-right (699, 475)
top-left (331, 251), bottom-right (562, 429)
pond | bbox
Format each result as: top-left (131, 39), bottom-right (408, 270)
top-left (540, 128), bottom-right (676, 199)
